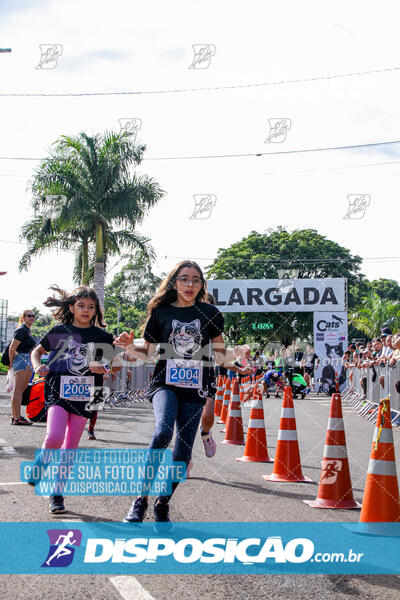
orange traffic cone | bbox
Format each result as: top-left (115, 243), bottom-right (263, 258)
top-left (217, 377), bottom-right (231, 424)
top-left (360, 397), bottom-right (400, 522)
top-left (263, 386), bottom-right (312, 482)
top-left (214, 375), bottom-right (224, 418)
top-left (240, 376), bottom-right (253, 403)
top-left (304, 391), bottom-right (360, 509)
top-left (237, 381), bottom-right (273, 462)
top-left (222, 378), bottom-right (245, 445)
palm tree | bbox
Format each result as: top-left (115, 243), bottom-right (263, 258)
top-left (349, 291), bottom-right (400, 338)
top-left (20, 131), bottom-right (164, 305)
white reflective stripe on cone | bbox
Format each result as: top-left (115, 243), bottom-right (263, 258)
top-left (372, 428), bottom-right (394, 444)
top-left (229, 410), bottom-right (242, 417)
top-left (278, 430), bottom-right (298, 441)
top-left (323, 445), bottom-right (348, 458)
top-left (327, 417), bottom-right (344, 431)
top-left (367, 459), bottom-right (398, 477)
top-left (281, 407), bottom-right (295, 418)
top-left (251, 401), bottom-right (263, 410)
top-left (248, 419), bottom-right (265, 429)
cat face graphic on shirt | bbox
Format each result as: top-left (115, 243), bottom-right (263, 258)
top-left (65, 339), bottom-right (94, 375)
top-left (169, 320), bottom-right (202, 357)
top-left (325, 342), bottom-right (343, 359)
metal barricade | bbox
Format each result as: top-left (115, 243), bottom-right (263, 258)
top-left (104, 361), bottom-right (155, 408)
top-left (343, 364), bottom-right (400, 426)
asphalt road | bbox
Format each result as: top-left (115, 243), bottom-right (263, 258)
top-left (1, 374), bottom-right (400, 599)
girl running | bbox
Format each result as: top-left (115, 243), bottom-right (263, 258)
top-left (31, 286), bottom-right (121, 514)
top-left (115, 260), bottom-right (250, 529)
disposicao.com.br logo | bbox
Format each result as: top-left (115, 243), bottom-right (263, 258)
top-left (85, 535), bottom-right (315, 564)
top-left (3, 522), bottom-right (396, 575)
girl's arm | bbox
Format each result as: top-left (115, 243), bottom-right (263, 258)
top-left (114, 331), bottom-right (157, 363)
top-left (31, 345), bottom-right (49, 375)
top-left (8, 339), bottom-right (21, 368)
top-left (211, 335), bottom-right (252, 375)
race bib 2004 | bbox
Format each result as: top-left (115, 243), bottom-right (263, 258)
top-left (166, 359), bottom-right (203, 389)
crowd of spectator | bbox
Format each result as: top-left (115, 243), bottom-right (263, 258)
top-left (343, 327), bottom-right (400, 400)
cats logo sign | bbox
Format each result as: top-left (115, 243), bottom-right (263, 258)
top-left (313, 311), bottom-right (348, 393)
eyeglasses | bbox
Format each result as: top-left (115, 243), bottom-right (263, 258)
top-left (26, 314), bottom-right (35, 318)
top-left (175, 276), bottom-right (203, 287)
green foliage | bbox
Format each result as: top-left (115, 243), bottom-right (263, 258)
top-left (206, 227), bottom-right (363, 345)
top-left (349, 291), bottom-right (400, 338)
top-left (104, 251), bottom-right (163, 336)
top-left (20, 131), bottom-right (164, 304)
top-left (370, 278), bottom-right (400, 302)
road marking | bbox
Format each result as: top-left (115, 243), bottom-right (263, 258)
top-left (0, 481), bottom-right (25, 485)
top-left (0, 438), bottom-right (17, 455)
top-left (60, 519), bottom-right (83, 523)
top-left (110, 576), bottom-right (156, 600)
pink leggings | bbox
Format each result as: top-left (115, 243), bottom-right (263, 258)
top-left (42, 405), bottom-right (87, 449)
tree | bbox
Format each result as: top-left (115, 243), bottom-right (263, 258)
top-left (104, 251), bottom-right (163, 336)
top-left (20, 131), bottom-right (164, 303)
top-left (371, 278), bottom-right (400, 302)
top-left (349, 291), bottom-right (400, 338)
top-left (206, 228), bottom-right (363, 345)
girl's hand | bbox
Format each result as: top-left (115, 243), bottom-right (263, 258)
top-left (35, 365), bottom-right (49, 376)
top-left (114, 331), bottom-right (134, 349)
top-left (89, 361), bottom-right (109, 375)
top-left (239, 366), bottom-right (252, 375)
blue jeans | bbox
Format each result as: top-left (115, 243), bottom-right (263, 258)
top-left (149, 387), bottom-right (203, 501)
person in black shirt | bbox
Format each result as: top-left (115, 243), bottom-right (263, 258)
top-left (9, 309), bottom-right (37, 425)
top-left (293, 345), bottom-right (304, 375)
top-left (302, 344), bottom-right (319, 390)
top-left (115, 260), bottom-right (251, 529)
top-left (31, 286), bottom-right (122, 515)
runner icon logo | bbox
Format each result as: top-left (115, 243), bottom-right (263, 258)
top-left (343, 194), bottom-right (370, 220)
top-left (118, 118), bottom-right (142, 141)
top-left (188, 44), bottom-right (216, 69)
top-left (276, 269), bottom-right (299, 294)
top-left (36, 44), bottom-right (63, 69)
top-left (189, 194), bottom-right (217, 220)
top-left (41, 529), bottom-right (82, 568)
top-left (320, 460), bottom-right (342, 484)
top-left (265, 118), bottom-right (291, 143)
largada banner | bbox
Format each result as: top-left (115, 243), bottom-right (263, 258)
top-left (313, 311), bottom-right (348, 393)
top-left (207, 279), bottom-right (346, 312)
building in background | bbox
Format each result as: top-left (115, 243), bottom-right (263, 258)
top-left (0, 299), bottom-right (7, 351)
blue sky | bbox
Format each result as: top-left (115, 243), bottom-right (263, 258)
top-left (0, 0), bottom-right (399, 312)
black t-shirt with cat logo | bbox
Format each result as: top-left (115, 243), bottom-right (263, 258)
top-left (40, 324), bottom-right (115, 418)
top-left (144, 302), bottom-right (224, 403)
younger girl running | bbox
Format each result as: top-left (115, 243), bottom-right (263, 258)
top-left (31, 286), bottom-right (121, 514)
top-left (115, 260), bottom-right (250, 529)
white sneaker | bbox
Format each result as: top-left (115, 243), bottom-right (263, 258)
top-left (201, 430), bottom-right (217, 458)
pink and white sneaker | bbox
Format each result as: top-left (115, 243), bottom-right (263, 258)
top-left (201, 430), bottom-right (217, 458)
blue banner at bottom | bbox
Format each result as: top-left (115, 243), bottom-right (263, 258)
top-left (0, 522), bottom-right (399, 574)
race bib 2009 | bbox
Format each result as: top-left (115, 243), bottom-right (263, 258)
top-left (60, 376), bottom-right (94, 402)
top-left (166, 359), bottom-right (203, 389)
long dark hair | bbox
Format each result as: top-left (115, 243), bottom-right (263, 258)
top-left (44, 285), bottom-right (105, 327)
top-left (141, 261), bottom-right (208, 333)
